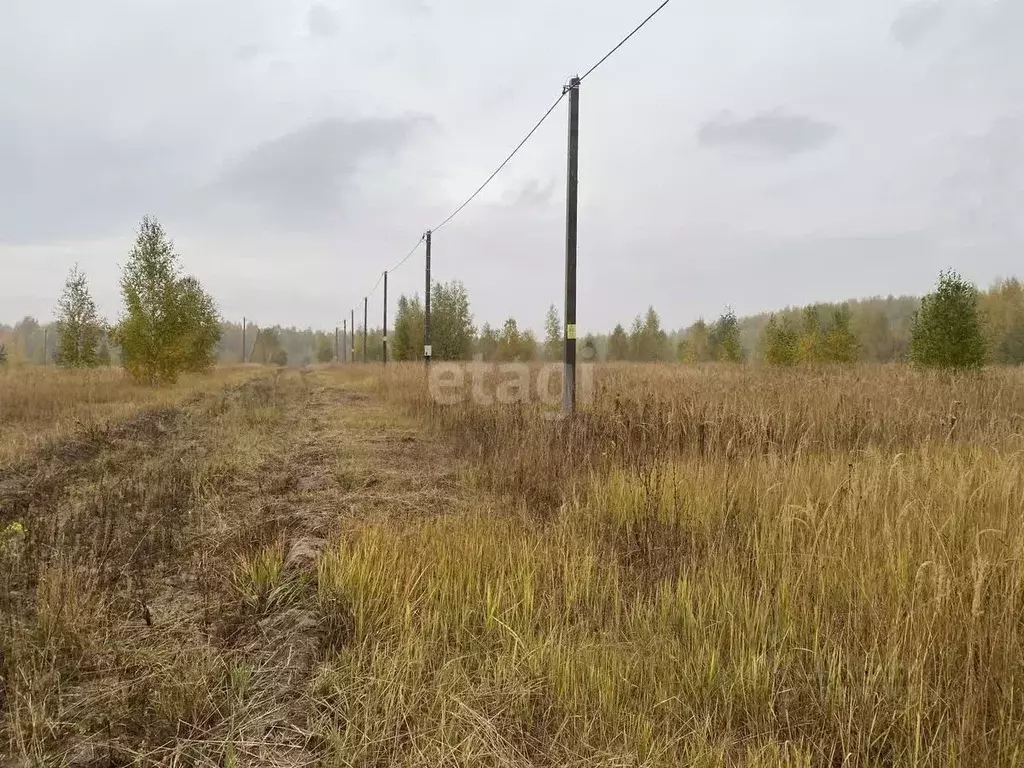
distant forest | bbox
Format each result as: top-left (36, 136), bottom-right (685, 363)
top-left (4, 277), bottom-right (1024, 367)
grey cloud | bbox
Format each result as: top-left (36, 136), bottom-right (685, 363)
top-left (891, 2), bottom-right (945, 49)
top-left (211, 116), bottom-right (427, 229)
top-left (0, 120), bottom-right (202, 245)
top-left (503, 179), bottom-right (557, 209)
top-left (234, 43), bottom-right (264, 62)
top-left (3, 0), bottom-right (1023, 333)
top-left (974, 0), bottom-right (1024, 59)
top-left (941, 117), bottom-right (1024, 242)
top-left (697, 111), bottom-right (838, 156)
top-left (308, 3), bottom-right (339, 39)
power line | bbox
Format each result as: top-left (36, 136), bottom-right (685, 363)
top-left (579, 0), bottom-right (674, 83)
top-left (345, 237), bottom-right (424, 317)
top-left (348, 279), bottom-right (378, 316)
top-left (367, 271), bottom-right (385, 298)
top-left (426, 0), bottom-right (675, 235)
top-left (389, 236), bottom-right (425, 273)
top-left (430, 90), bottom-right (568, 234)
top-left (341, 0), bottom-right (676, 324)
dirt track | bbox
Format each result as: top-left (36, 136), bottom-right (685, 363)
top-left (1, 369), bottom-right (468, 765)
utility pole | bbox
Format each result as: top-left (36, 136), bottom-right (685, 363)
top-left (242, 318), bottom-right (246, 364)
top-left (351, 309), bottom-right (355, 363)
top-left (382, 271), bottom-right (388, 365)
top-left (335, 326), bottom-right (339, 363)
top-left (424, 230), bottom-right (432, 366)
top-left (43, 327), bottom-right (48, 365)
top-left (563, 76), bottom-right (581, 414)
top-left (363, 297), bottom-right (368, 363)
top-left (342, 319), bottom-right (347, 363)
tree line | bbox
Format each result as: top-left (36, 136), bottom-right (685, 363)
top-left (373, 270), bottom-right (1011, 370)
top-left (3, 233), bottom-right (1020, 375)
top-left (748, 271), bottom-right (1012, 369)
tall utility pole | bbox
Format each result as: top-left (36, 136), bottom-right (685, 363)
top-left (242, 318), bottom-right (246, 364)
top-left (563, 76), bottom-right (581, 414)
top-left (363, 297), bottom-right (368, 363)
top-left (351, 309), bottom-right (355, 363)
top-left (342, 319), bottom-right (347, 363)
top-left (424, 230), bottom-right (432, 366)
top-left (335, 326), bottom-right (339, 363)
top-left (382, 271), bottom-right (388, 365)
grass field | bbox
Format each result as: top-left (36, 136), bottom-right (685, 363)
top-left (2, 362), bottom-right (1024, 766)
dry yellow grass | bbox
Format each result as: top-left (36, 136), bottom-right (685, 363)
top-left (1, 365), bottom-right (468, 765)
top-left (3, 362), bottom-right (1024, 766)
top-left (0, 364), bottom-right (260, 465)
top-left (344, 362), bottom-right (1024, 765)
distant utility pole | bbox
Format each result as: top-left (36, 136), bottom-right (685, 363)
top-left (363, 297), bottom-right (368, 363)
top-left (424, 230), bottom-right (432, 366)
top-left (563, 76), bottom-right (581, 414)
top-left (335, 326), bottom-right (339, 363)
top-left (242, 317), bottom-right (246, 364)
top-left (43, 327), bottom-right (48, 365)
top-left (342, 319), bottom-right (347, 363)
top-left (382, 271), bottom-right (388, 365)
top-left (351, 309), bottom-right (355, 363)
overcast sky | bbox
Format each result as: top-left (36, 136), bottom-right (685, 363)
top-left (2, 0), bottom-right (1021, 332)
